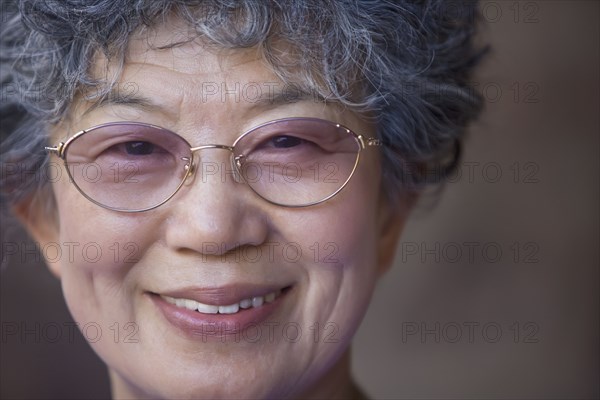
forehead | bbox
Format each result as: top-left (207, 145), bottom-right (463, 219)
top-left (134, 23), bottom-right (269, 76)
top-left (78, 19), bottom-right (330, 126)
top-left (92, 19), bottom-right (280, 95)
top-left (68, 16), bottom-right (371, 143)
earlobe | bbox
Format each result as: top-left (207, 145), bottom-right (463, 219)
top-left (12, 194), bottom-right (62, 278)
top-left (376, 190), bottom-right (418, 277)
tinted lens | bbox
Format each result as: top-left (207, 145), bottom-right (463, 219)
top-left (64, 123), bottom-right (192, 211)
top-left (233, 118), bottom-right (361, 206)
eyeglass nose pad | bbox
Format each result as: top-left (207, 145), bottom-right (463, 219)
top-left (182, 157), bottom-right (195, 184)
top-left (231, 154), bottom-right (244, 184)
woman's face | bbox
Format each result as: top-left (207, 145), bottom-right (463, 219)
top-left (33, 21), bottom-right (409, 399)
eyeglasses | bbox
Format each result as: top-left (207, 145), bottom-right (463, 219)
top-left (45, 117), bottom-right (382, 212)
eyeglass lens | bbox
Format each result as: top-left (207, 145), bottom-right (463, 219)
top-left (63, 119), bottom-right (361, 211)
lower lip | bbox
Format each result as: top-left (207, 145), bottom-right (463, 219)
top-left (149, 290), bottom-right (289, 340)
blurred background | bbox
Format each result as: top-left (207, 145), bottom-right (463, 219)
top-left (1, 1), bottom-right (598, 399)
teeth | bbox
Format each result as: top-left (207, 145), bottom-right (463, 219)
top-left (252, 296), bottom-right (264, 308)
top-left (239, 299), bottom-right (252, 309)
top-left (196, 302), bottom-right (218, 314)
top-left (218, 303), bottom-right (240, 314)
top-left (160, 289), bottom-right (283, 315)
top-left (184, 299), bottom-right (198, 310)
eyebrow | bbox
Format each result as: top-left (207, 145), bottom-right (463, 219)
top-left (82, 88), bottom-right (159, 116)
top-left (82, 83), bottom-right (325, 118)
top-left (247, 85), bottom-right (322, 109)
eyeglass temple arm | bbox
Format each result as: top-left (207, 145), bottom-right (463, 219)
top-left (358, 136), bottom-right (383, 148)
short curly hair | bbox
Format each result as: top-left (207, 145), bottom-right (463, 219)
top-left (0, 0), bottom-right (486, 211)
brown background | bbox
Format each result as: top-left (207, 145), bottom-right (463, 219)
top-left (1, 1), bottom-right (598, 399)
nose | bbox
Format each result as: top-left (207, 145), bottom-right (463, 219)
top-left (164, 148), bottom-right (270, 256)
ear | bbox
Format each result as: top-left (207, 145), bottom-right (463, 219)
top-left (376, 189), bottom-right (418, 277)
top-left (12, 191), bottom-right (62, 278)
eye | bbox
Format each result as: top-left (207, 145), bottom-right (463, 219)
top-left (270, 135), bottom-right (305, 149)
top-left (125, 141), bottom-right (156, 155)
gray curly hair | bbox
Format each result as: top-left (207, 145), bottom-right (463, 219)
top-left (0, 0), bottom-right (486, 213)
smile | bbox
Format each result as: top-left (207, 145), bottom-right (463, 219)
top-left (160, 289), bottom-right (282, 315)
top-left (150, 285), bottom-right (294, 337)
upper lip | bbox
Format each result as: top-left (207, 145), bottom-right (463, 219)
top-left (154, 283), bottom-right (292, 306)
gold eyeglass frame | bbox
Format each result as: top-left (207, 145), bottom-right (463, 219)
top-left (45, 117), bottom-right (382, 212)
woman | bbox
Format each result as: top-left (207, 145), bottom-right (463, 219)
top-left (0, 1), bottom-right (484, 398)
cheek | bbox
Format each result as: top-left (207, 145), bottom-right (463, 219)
top-left (314, 154), bottom-right (382, 278)
top-left (310, 195), bottom-right (379, 295)
top-left (53, 173), bottom-right (164, 264)
top-left (51, 180), bottom-right (161, 326)
top-left (278, 161), bottom-right (382, 337)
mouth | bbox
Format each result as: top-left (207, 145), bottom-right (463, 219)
top-left (148, 285), bottom-right (294, 338)
top-left (159, 287), bottom-right (287, 315)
